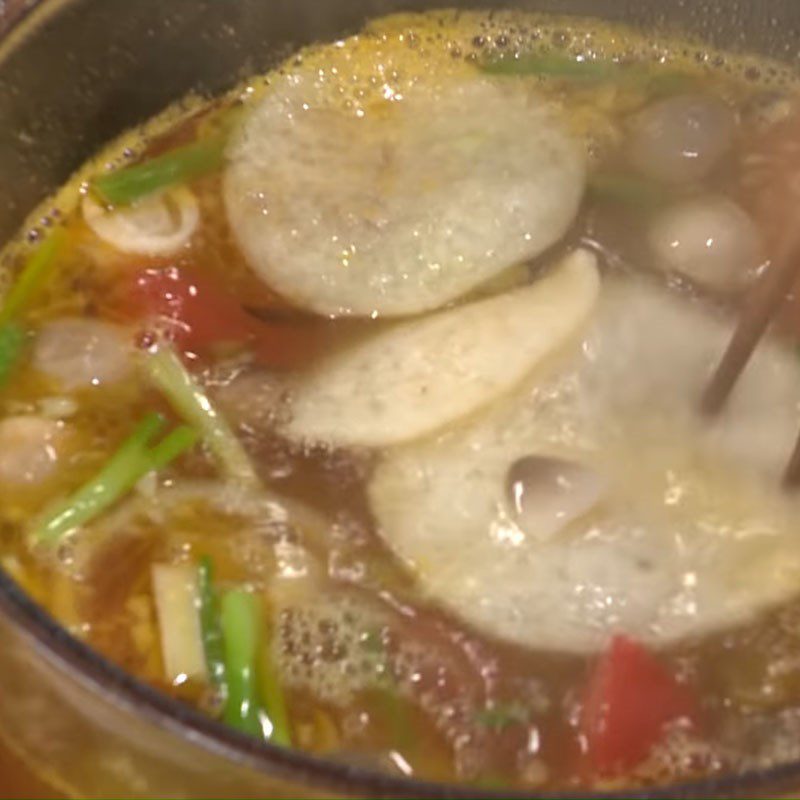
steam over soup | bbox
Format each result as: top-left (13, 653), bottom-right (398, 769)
top-left (6, 8), bottom-right (800, 792)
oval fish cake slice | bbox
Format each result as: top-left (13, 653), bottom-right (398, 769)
top-left (282, 249), bottom-right (599, 448)
top-left (224, 51), bottom-right (585, 317)
top-left (369, 278), bottom-right (800, 653)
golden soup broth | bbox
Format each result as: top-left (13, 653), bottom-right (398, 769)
top-left (3, 9), bottom-right (800, 792)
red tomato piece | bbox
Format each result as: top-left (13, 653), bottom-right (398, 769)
top-left (580, 635), bottom-right (700, 776)
top-left (122, 265), bottom-right (321, 368)
top-left (127, 265), bottom-right (253, 354)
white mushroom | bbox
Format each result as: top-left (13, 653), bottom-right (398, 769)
top-left (225, 71), bottom-right (585, 317)
top-left (627, 94), bottom-right (736, 184)
top-left (648, 195), bottom-right (764, 291)
top-left (282, 250), bottom-right (600, 448)
top-left (82, 186), bottom-right (199, 256)
top-left (33, 318), bottom-right (134, 391)
top-left (0, 416), bottom-right (65, 486)
top-left (506, 456), bottom-right (607, 542)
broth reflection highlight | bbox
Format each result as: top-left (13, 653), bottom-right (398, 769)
top-left (3, 9), bottom-right (800, 792)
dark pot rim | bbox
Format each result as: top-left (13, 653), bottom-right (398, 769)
top-left (2, 1), bottom-right (800, 798)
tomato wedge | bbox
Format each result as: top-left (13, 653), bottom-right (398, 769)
top-left (580, 635), bottom-right (700, 776)
top-left (122, 265), bottom-right (320, 368)
top-left (127, 265), bottom-right (248, 352)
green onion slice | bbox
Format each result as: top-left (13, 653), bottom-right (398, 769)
top-left (33, 412), bottom-right (197, 543)
top-left (92, 137), bottom-right (225, 207)
top-left (142, 344), bottom-right (260, 487)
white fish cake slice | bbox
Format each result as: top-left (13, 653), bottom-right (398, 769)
top-left (224, 70), bottom-right (585, 317)
top-left (282, 249), bottom-right (599, 448)
top-left (369, 278), bottom-right (800, 653)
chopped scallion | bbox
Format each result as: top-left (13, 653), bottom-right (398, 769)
top-left (0, 229), bottom-right (65, 388)
top-left (198, 555), bottom-right (226, 690)
top-left (32, 412), bottom-right (197, 543)
top-left (92, 137), bottom-right (226, 207)
top-left (142, 344), bottom-right (260, 487)
top-left (0, 228), bottom-right (65, 326)
top-left (258, 618), bottom-right (292, 747)
top-left (0, 323), bottom-right (27, 387)
top-left (482, 52), bottom-right (619, 80)
top-left (220, 589), bottom-right (263, 738)
top-left (480, 52), bottom-right (697, 96)
top-left (147, 424), bottom-right (200, 471)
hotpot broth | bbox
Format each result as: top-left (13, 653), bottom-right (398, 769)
top-left (2, 8), bottom-right (800, 792)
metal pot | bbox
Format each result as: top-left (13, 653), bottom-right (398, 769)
top-left (0, 1), bottom-right (799, 796)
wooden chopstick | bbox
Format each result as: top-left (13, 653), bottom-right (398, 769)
top-left (699, 227), bottom-right (800, 487)
top-left (783, 431), bottom-right (800, 488)
top-left (701, 230), bottom-right (800, 416)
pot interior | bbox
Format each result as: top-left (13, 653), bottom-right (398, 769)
top-left (2, 1), bottom-right (800, 798)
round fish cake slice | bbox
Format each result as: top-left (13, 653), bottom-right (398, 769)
top-left (369, 278), bottom-right (800, 653)
top-left (224, 65), bottom-right (585, 317)
top-left (282, 249), bottom-right (599, 448)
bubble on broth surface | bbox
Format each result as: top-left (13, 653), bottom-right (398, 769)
top-left (273, 591), bottom-right (479, 723)
top-left (370, 277), bottom-right (800, 653)
top-left (274, 595), bottom-right (391, 705)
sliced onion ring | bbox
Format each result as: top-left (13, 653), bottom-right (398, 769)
top-left (82, 186), bottom-right (199, 256)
